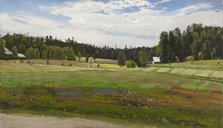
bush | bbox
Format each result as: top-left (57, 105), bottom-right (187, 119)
top-left (186, 56), bottom-right (194, 61)
top-left (46, 60), bottom-right (50, 65)
top-left (67, 55), bottom-right (76, 61)
top-left (126, 60), bottom-right (137, 68)
top-left (118, 50), bottom-right (126, 66)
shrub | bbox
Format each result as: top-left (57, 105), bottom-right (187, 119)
top-left (67, 55), bottom-right (76, 61)
top-left (186, 56), bottom-right (194, 61)
top-left (88, 57), bottom-right (94, 68)
top-left (46, 59), bottom-right (50, 65)
top-left (126, 60), bottom-right (137, 68)
top-left (85, 54), bottom-right (90, 62)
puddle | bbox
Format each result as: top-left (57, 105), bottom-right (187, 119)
top-left (93, 88), bottom-right (129, 95)
top-left (48, 87), bottom-right (89, 98)
top-left (58, 92), bottom-right (85, 98)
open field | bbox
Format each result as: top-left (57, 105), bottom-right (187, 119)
top-left (1, 59), bottom-right (223, 80)
top-left (148, 60), bottom-right (223, 80)
top-left (0, 60), bottom-right (223, 128)
top-left (96, 59), bottom-right (223, 80)
top-left (95, 58), bottom-right (118, 64)
top-left (0, 59), bottom-right (87, 68)
top-left (151, 60), bottom-right (223, 71)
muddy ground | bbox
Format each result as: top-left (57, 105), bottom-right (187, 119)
top-left (0, 113), bottom-right (155, 128)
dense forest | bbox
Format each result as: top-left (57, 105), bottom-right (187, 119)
top-left (157, 23), bottom-right (223, 63)
top-left (0, 23), bottom-right (222, 65)
top-left (0, 33), bottom-right (154, 66)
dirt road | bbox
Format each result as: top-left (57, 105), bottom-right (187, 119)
top-left (0, 113), bottom-right (153, 128)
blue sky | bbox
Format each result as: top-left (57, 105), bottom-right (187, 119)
top-left (0, 0), bottom-right (223, 47)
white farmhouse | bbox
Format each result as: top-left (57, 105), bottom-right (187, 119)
top-left (152, 57), bottom-right (161, 64)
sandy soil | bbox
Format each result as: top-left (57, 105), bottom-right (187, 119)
top-left (0, 113), bottom-right (153, 128)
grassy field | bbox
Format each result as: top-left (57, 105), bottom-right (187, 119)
top-left (96, 59), bottom-right (223, 80)
top-left (149, 60), bottom-right (223, 79)
top-left (151, 60), bottom-right (223, 70)
top-left (0, 60), bottom-right (223, 127)
top-left (95, 58), bottom-right (117, 64)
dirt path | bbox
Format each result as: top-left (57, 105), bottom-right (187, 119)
top-left (0, 113), bottom-right (153, 128)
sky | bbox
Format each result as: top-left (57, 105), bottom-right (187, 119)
top-left (0, 0), bottom-right (223, 48)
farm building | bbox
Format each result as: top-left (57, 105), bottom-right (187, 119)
top-left (3, 47), bottom-right (26, 58)
top-left (4, 47), bottom-right (12, 55)
top-left (17, 53), bottom-right (26, 58)
top-left (152, 57), bottom-right (161, 64)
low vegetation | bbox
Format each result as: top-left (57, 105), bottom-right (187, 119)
top-left (126, 60), bottom-right (137, 68)
top-left (0, 61), bottom-right (223, 127)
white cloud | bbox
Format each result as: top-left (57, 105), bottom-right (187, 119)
top-left (0, 1), bottom-right (223, 48)
top-left (0, 12), bottom-right (70, 38)
top-left (108, 0), bottom-right (152, 9)
top-left (173, 3), bottom-right (213, 16)
top-left (156, 0), bottom-right (173, 4)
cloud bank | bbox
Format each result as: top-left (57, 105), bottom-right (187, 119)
top-left (0, 0), bottom-right (222, 48)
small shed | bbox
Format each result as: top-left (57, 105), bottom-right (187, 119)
top-left (152, 57), bottom-right (161, 64)
top-left (4, 47), bottom-right (12, 55)
top-left (17, 53), bottom-right (26, 58)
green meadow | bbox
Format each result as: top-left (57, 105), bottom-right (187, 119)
top-left (0, 61), bottom-right (223, 127)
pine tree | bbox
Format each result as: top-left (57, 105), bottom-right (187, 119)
top-left (118, 50), bottom-right (126, 66)
top-left (77, 52), bottom-right (82, 61)
top-left (140, 48), bottom-right (147, 67)
top-left (12, 46), bottom-right (18, 56)
top-left (0, 39), bottom-right (5, 55)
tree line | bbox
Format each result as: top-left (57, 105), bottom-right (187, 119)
top-left (157, 23), bottom-right (223, 63)
top-left (117, 48), bottom-right (148, 67)
top-left (0, 33), bottom-right (154, 66)
top-left (0, 23), bottom-right (222, 65)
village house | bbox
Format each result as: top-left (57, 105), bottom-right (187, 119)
top-left (152, 57), bottom-right (161, 64)
top-left (17, 53), bottom-right (26, 58)
top-left (4, 47), bottom-right (12, 55)
top-left (4, 47), bottom-right (26, 58)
